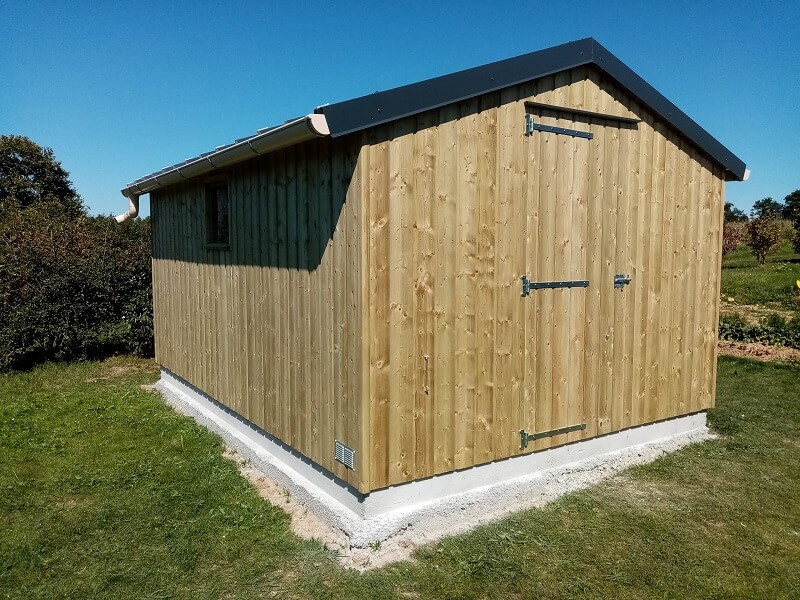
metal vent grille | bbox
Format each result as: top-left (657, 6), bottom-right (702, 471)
top-left (334, 440), bottom-right (356, 470)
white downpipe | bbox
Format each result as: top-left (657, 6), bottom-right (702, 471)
top-left (115, 193), bottom-right (139, 223)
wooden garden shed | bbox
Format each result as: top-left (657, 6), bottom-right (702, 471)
top-left (120, 38), bottom-right (746, 505)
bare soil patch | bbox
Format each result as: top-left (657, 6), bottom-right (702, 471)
top-left (598, 476), bottom-right (691, 512)
top-left (222, 447), bottom-right (414, 570)
top-left (719, 301), bottom-right (795, 324)
top-left (717, 339), bottom-right (800, 363)
top-left (85, 357), bottom-right (158, 382)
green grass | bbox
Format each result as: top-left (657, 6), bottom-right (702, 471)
top-left (721, 241), bottom-right (800, 311)
top-left (2, 356), bottom-right (799, 599)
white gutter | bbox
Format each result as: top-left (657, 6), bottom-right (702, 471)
top-left (115, 113), bottom-right (330, 223)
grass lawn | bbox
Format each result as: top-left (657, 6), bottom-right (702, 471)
top-left (721, 241), bottom-right (800, 312)
top-left (1, 356), bottom-right (799, 599)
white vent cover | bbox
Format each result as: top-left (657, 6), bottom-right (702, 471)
top-left (334, 440), bottom-right (356, 470)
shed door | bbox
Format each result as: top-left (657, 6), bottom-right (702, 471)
top-left (520, 107), bottom-right (634, 450)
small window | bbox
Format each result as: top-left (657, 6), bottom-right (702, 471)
top-left (206, 183), bottom-right (230, 246)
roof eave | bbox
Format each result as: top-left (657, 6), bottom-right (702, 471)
top-left (121, 113), bottom-right (330, 199)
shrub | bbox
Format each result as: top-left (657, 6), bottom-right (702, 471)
top-left (746, 217), bottom-right (783, 265)
top-left (0, 202), bottom-right (152, 371)
top-left (784, 189), bottom-right (800, 254)
top-left (719, 312), bottom-right (800, 349)
top-left (722, 222), bottom-right (745, 256)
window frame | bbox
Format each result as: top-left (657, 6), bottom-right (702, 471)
top-left (205, 180), bottom-right (231, 249)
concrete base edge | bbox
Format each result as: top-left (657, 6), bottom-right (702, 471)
top-left (156, 369), bottom-right (712, 548)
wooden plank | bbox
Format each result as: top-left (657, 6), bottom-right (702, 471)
top-left (659, 133), bottom-right (679, 420)
top-left (508, 85), bottom-right (528, 454)
top-left (631, 112), bottom-right (654, 427)
top-left (566, 71), bottom-right (589, 443)
top-left (672, 138), bottom-right (690, 416)
top-left (611, 111), bottom-right (630, 431)
top-left (524, 101), bottom-right (641, 123)
top-left (533, 76), bottom-right (556, 450)
top-left (413, 110), bottom-right (437, 479)
top-left (598, 94), bottom-right (619, 435)
top-left (357, 139), bottom-right (372, 492)
top-left (583, 79), bottom-right (604, 440)
top-left (386, 118), bottom-right (414, 484)
top-left (707, 169), bottom-right (725, 410)
top-left (683, 147), bottom-right (701, 414)
top-left (474, 93), bottom-right (498, 462)
top-left (433, 104), bottom-right (459, 473)
top-left (368, 131), bottom-right (391, 489)
top-left (695, 160), bottom-right (714, 410)
top-left (295, 144), bottom-right (311, 457)
top-left (687, 151), bottom-right (705, 414)
top-left (285, 146), bottom-right (300, 446)
top-left (265, 153), bottom-right (279, 435)
top-left (317, 141), bottom-right (334, 475)
top-left (344, 138), bottom-right (363, 489)
top-left (218, 183), bottom-right (233, 412)
top-left (275, 151), bottom-right (289, 441)
top-left (494, 88), bottom-right (515, 457)
top-left (454, 97), bottom-right (478, 470)
top-left (645, 121), bottom-right (666, 424)
top-left (256, 158), bottom-right (270, 432)
top-left (520, 80), bottom-right (540, 448)
top-left (331, 139), bottom-right (349, 482)
top-left (551, 70), bottom-right (573, 443)
top-left (305, 141), bottom-right (322, 466)
top-left (620, 99), bottom-right (641, 430)
top-left (244, 164), bottom-right (257, 424)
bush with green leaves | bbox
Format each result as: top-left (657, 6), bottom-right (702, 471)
top-left (724, 201), bottom-right (748, 223)
top-left (0, 136), bottom-right (153, 371)
top-left (722, 222), bottom-right (745, 256)
top-left (784, 189), bottom-right (800, 254)
top-left (719, 313), bottom-right (800, 349)
top-left (746, 216), bottom-right (784, 265)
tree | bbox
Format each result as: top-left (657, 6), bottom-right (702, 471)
top-left (722, 222), bottom-right (744, 256)
top-left (724, 201), bottom-right (748, 223)
top-left (0, 136), bottom-right (152, 371)
top-left (747, 216), bottom-right (783, 265)
top-left (750, 197), bottom-right (785, 220)
top-left (784, 189), bottom-right (800, 253)
top-left (0, 134), bottom-right (84, 218)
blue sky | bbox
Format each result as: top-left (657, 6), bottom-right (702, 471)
top-left (1, 1), bottom-right (798, 218)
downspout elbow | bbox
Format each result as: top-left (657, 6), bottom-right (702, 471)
top-left (115, 193), bottom-right (139, 223)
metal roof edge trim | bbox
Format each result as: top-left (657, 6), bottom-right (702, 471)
top-left (588, 39), bottom-right (746, 181)
top-left (121, 114), bottom-right (329, 198)
top-left (319, 38), bottom-right (595, 138)
top-left (319, 38), bottom-right (745, 181)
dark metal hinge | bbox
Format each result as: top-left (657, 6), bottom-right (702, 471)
top-left (520, 423), bottom-right (587, 449)
top-left (521, 276), bottom-right (589, 297)
top-left (525, 113), bottom-right (593, 140)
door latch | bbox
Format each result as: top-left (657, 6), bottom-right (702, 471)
top-left (614, 274), bottom-right (632, 289)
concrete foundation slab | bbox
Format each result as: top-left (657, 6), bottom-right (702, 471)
top-left (156, 368), bottom-right (712, 552)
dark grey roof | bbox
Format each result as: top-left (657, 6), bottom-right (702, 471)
top-left (317, 38), bottom-right (746, 181)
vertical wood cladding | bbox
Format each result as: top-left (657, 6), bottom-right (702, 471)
top-left (151, 136), bottom-right (365, 490)
top-left (151, 64), bottom-right (725, 493)
top-left (361, 65), bottom-right (724, 490)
